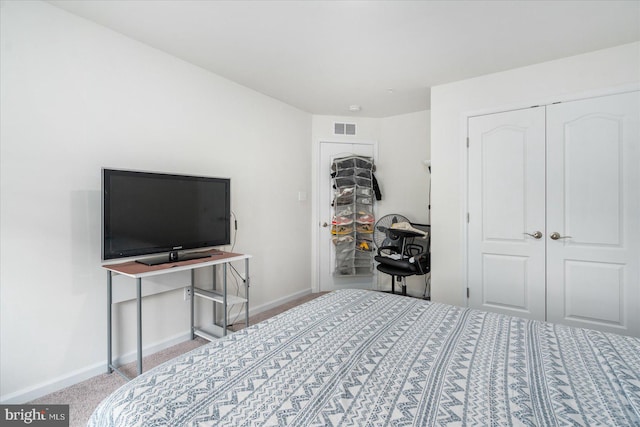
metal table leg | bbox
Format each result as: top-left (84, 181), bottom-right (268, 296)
top-left (107, 271), bottom-right (113, 374)
top-left (212, 266), bottom-right (217, 330)
top-left (245, 258), bottom-right (250, 327)
top-left (136, 277), bottom-right (142, 375)
top-left (190, 270), bottom-right (195, 340)
top-left (223, 263), bottom-right (227, 336)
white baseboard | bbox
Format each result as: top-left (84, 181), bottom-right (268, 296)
top-left (247, 288), bottom-right (312, 318)
top-left (0, 288), bottom-right (313, 404)
top-left (0, 332), bottom-right (191, 404)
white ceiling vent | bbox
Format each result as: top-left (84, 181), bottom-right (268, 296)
top-left (334, 122), bottom-right (356, 136)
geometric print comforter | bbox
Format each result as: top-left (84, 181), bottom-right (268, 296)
top-left (88, 289), bottom-right (640, 426)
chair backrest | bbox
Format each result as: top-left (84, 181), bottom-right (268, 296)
top-left (406, 223), bottom-right (430, 253)
top-left (406, 223), bottom-right (430, 274)
top-left (405, 243), bottom-right (426, 257)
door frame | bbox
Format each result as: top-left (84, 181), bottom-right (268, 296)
top-left (461, 83), bottom-right (640, 307)
top-left (312, 139), bottom-right (378, 293)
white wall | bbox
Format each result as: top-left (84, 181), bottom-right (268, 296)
top-left (311, 111), bottom-right (430, 297)
top-left (430, 42), bottom-right (640, 306)
top-left (378, 111), bottom-right (430, 224)
top-left (378, 112), bottom-right (431, 297)
top-left (311, 113), bottom-right (430, 224)
top-left (0, 1), bottom-right (311, 402)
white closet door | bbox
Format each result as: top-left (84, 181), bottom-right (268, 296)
top-left (546, 92), bottom-right (640, 336)
top-left (468, 107), bottom-right (546, 320)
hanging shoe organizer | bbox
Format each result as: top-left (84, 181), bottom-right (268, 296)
top-left (331, 155), bottom-right (375, 276)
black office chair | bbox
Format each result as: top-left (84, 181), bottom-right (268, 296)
top-left (374, 223), bottom-right (430, 297)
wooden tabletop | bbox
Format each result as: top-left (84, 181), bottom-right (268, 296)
top-left (103, 250), bottom-right (249, 278)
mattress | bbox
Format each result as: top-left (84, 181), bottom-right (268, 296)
top-left (89, 289), bottom-right (640, 426)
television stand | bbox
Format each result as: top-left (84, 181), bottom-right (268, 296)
top-left (135, 250), bottom-right (220, 266)
top-left (104, 250), bottom-right (251, 379)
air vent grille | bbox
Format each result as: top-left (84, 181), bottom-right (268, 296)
top-left (334, 122), bottom-right (356, 135)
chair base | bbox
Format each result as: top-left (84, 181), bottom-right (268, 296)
top-left (388, 275), bottom-right (407, 296)
top-left (378, 290), bottom-right (431, 301)
top-left (376, 264), bottom-right (431, 300)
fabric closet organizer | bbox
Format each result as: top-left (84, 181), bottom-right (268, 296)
top-left (330, 155), bottom-right (376, 276)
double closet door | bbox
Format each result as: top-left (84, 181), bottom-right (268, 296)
top-left (468, 91), bottom-right (639, 337)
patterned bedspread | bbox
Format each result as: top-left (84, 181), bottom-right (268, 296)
top-left (89, 289), bottom-right (640, 426)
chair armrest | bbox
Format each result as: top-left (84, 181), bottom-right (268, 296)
top-left (409, 252), bottom-right (428, 264)
top-left (377, 245), bottom-right (402, 257)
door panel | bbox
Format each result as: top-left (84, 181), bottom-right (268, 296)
top-left (468, 107), bottom-right (546, 320)
top-left (482, 127), bottom-right (527, 240)
top-left (546, 92), bottom-right (640, 336)
top-left (564, 260), bottom-right (623, 324)
top-left (482, 254), bottom-right (529, 310)
top-left (564, 115), bottom-right (622, 246)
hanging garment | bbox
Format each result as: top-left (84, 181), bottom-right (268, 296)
top-left (372, 173), bottom-right (382, 201)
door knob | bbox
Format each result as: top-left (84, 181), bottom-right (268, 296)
top-left (550, 232), bottom-right (572, 240)
top-left (524, 231), bottom-right (543, 239)
top-left (322, 222), bottom-right (329, 228)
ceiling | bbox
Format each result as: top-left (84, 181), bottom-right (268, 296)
top-left (47, 1), bottom-right (640, 118)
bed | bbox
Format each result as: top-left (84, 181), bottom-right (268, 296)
top-left (89, 289), bottom-right (640, 426)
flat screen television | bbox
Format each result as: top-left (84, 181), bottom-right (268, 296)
top-left (102, 168), bottom-right (231, 266)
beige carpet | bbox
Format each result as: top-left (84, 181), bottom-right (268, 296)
top-left (29, 291), bottom-right (326, 427)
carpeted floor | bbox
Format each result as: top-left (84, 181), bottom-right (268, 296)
top-left (29, 291), bottom-right (326, 427)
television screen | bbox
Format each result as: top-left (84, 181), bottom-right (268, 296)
top-left (102, 169), bottom-right (230, 264)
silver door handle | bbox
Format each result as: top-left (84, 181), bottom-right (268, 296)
top-left (550, 232), bottom-right (572, 240)
top-left (524, 231), bottom-right (543, 239)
